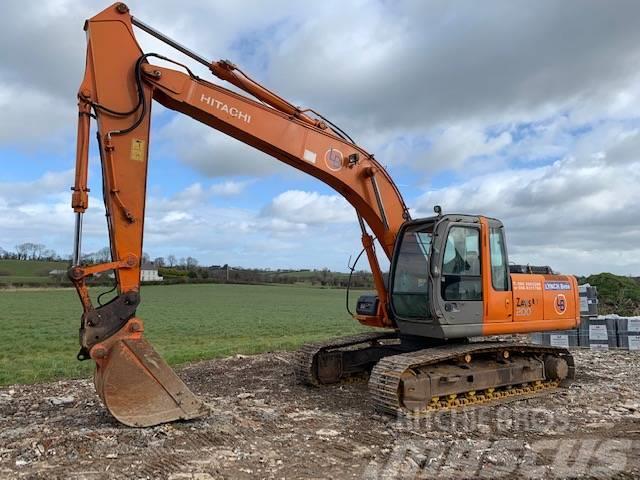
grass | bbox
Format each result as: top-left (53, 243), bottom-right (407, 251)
top-left (0, 259), bottom-right (68, 285)
top-left (0, 283), bottom-right (370, 385)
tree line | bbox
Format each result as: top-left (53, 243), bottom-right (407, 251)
top-left (0, 243), bottom-right (65, 261)
top-left (0, 244), bottom-right (199, 268)
top-left (158, 264), bottom-right (374, 288)
top-left (0, 243), bottom-right (375, 289)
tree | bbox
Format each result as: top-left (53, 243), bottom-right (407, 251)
top-left (42, 249), bottom-right (57, 261)
top-left (95, 247), bottom-right (111, 263)
top-left (153, 257), bottom-right (165, 267)
top-left (14, 242), bottom-right (48, 260)
top-left (23, 243), bottom-right (38, 260)
top-left (15, 243), bottom-right (30, 260)
top-left (33, 243), bottom-right (46, 260)
top-left (186, 256), bottom-right (198, 269)
top-left (321, 267), bottom-right (330, 278)
top-left (167, 254), bottom-right (177, 267)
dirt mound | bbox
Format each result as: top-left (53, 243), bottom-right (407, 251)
top-left (1, 349), bottom-right (639, 479)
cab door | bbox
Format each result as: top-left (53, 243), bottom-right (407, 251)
top-left (434, 221), bottom-right (484, 327)
top-left (481, 217), bottom-right (512, 322)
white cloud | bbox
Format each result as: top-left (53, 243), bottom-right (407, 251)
top-left (261, 190), bottom-right (354, 226)
top-left (424, 125), bottom-right (512, 172)
top-left (0, 169), bottom-right (109, 258)
top-left (0, 169), bottom-right (73, 201)
top-left (140, 186), bottom-right (363, 269)
top-left (210, 180), bottom-right (252, 196)
top-left (3, 1), bottom-right (640, 151)
top-left (414, 125), bottom-right (640, 275)
top-left (159, 115), bottom-right (287, 178)
top-left (0, 83), bottom-right (74, 144)
top-left (264, 1), bottom-right (640, 134)
top-left (140, 184), bottom-right (364, 266)
top-left (0, 175), bottom-right (366, 269)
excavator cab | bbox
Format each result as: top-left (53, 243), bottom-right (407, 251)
top-left (386, 214), bottom-right (499, 338)
top-left (361, 212), bottom-right (579, 341)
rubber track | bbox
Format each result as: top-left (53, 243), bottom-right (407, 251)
top-left (294, 331), bottom-right (398, 386)
top-left (369, 341), bottom-right (574, 416)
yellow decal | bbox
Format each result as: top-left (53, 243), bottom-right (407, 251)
top-left (130, 139), bottom-right (145, 162)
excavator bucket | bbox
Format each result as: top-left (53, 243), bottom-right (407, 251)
top-left (91, 321), bottom-right (208, 427)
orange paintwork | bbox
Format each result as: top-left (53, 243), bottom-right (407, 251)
top-left (479, 217), bottom-right (579, 335)
top-left (482, 273), bottom-right (580, 335)
top-left (480, 217), bottom-right (513, 324)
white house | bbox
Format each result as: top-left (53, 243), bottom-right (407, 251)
top-left (140, 263), bottom-right (163, 282)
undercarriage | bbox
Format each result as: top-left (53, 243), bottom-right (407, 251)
top-left (295, 333), bottom-right (574, 416)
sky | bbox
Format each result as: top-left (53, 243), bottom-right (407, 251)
top-left (1, 0), bottom-right (640, 275)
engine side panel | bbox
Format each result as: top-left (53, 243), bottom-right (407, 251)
top-left (482, 273), bottom-right (580, 335)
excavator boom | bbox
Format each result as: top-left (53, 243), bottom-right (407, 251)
top-left (71, 3), bottom-right (408, 426)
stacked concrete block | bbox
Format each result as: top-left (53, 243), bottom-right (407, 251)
top-left (530, 314), bottom-right (640, 352)
top-left (615, 316), bottom-right (640, 351)
top-left (530, 330), bottom-right (579, 348)
top-left (579, 316), bottom-right (618, 350)
top-left (578, 284), bottom-right (599, 317)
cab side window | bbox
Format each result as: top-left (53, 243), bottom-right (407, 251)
top-left (489, 227), bottom-right (509, 291)
top-left (441, 226), bottom-right (482, 301)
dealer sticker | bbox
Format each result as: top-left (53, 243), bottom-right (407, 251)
top-left (544, 281), bottom-right (571, 291)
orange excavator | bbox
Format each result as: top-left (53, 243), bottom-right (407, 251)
top-left (70, 3), bottom-right (580, 427)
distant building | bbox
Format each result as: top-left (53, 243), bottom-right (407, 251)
top-left (49, 269), bottom-right (67, 277)
top-left (141, 263), bottom-right (163, 282)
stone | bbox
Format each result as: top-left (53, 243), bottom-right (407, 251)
top-left (46, 396), bottom-right (74, 406)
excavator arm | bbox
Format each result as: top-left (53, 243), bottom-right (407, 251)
top-left (70, 3), bottom-right (409, 426)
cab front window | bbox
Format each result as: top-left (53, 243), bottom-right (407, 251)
top-left (390, 222), bottom-right (434, 318)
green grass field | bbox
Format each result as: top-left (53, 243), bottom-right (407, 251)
top-left (0, 283), bottom-right (369, 385)
top-left (0, 259), bottom-right (67, 285)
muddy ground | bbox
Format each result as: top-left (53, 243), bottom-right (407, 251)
top-left (1, 347), bottom-right (639, 479)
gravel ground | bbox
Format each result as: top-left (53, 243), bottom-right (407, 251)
top-left (1, 348), bottom-right (639, 479)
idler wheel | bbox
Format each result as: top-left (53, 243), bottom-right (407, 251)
top-left (544, 355), bottom-right (569, 381)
